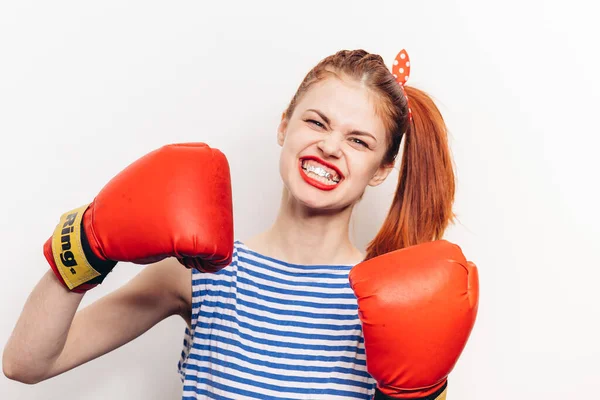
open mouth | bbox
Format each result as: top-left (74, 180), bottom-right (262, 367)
top-left (298, 156), bottom-right (344, 191)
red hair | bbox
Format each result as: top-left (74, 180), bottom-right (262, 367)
top-left (285, 50), bottom-right (456, 260)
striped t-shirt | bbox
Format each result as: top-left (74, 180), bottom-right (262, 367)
top-left (178, 241), bottom-right (376, 399)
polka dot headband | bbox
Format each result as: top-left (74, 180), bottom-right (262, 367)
top-left (391, 49), bottom-right (413, 122)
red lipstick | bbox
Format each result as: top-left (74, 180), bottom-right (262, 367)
top-left (300, 156), bottom-right (344, 178)
top-left (298, 156), bottom-right (343, 191)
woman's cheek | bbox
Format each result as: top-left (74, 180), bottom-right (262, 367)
top-left (279, 148), bottom-right (292, 185)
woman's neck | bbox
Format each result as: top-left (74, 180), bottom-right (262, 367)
top-left (245, 191), bottom-right (364, 266)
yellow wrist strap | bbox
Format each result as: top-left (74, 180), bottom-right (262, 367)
top-left (51, 204), bottom-right (101, 290)
top-left (437, 388), bottom-right (447, 400)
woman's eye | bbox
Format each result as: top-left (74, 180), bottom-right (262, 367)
top-left (307, 119), bottom-right (325, 128)
top-left (351, 138), bottom-right (369, 148)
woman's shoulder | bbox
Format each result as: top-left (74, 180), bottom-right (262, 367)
top-left (177, 241), bottom-right (246, 324)
top-left (240, 232), bottom-right (268, 255)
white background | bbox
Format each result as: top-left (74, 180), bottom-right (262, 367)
top-left (1, 1), bottom-right (599, 399)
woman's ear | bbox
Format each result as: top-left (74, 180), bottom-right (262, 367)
top-left (368, 163), bottom-right (394, 187)
top-left (277, 112), bottom-right (288, 147)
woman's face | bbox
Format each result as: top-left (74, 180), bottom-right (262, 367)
top-left (278, 76), bottom-right (393, 211)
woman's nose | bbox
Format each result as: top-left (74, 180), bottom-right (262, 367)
top-left (317, 132), bottom-right (343, 158)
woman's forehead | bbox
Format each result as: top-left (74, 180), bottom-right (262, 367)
top-left (296, 78), bottom-right (386, 134)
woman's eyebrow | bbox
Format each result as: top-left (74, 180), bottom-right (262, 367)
top-left (306, 108), bottom-right (376, 141)
top-left (306, 109), bottom-right (331, 125)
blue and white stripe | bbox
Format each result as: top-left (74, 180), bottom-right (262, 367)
top-left (178, 241), bottom-right (375, 399)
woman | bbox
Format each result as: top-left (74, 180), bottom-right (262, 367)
top-left (3, 49), bottom-right (457, 399)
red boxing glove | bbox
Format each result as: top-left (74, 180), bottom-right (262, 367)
top-left (44, 143), bottom-right (234, 293)
top-left (349, 240), bottom-right (479, 399)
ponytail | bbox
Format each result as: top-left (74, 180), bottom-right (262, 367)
top-left (364, 86), bottom-right (456, 261)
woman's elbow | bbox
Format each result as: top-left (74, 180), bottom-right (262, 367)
top-left (3, 354), bottom-right (46, 385)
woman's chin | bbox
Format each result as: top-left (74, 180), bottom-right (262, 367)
top-left (281, 176), bottom-right (357, 213)
top-left (292, 191), bottom-right (355, 215)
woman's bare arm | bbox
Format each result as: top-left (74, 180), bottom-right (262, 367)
top-left (2, 258), bottom-right (191, 384)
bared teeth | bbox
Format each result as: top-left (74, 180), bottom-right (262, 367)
top-left (302, 160), bottom-right (340, 182)
top-left (303, 164), bottom-right (340, 183)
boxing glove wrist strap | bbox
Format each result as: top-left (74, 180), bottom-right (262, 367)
top-left (374, 381), bottom-right (448, 400)
top-left (50, 205), bottom-right (116, 290)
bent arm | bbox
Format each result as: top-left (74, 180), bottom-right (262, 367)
top-left (3, 258), bottom-right (189, 384)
